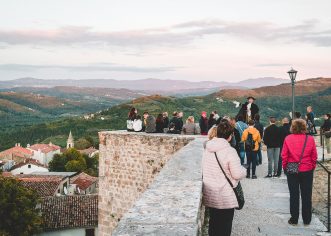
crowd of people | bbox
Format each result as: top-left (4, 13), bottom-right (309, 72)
top-left (126, 98), bottom-right (330, 236)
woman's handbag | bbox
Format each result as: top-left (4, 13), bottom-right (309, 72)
top-left (286, 135), bottom-right (308, 175)
top-left (214, 152), bottom-right (245, 210)
top-left (325, 131), bottom-right (331, 139)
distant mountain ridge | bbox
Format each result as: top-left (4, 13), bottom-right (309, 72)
top-left (0, 77), bottom-right (288, 91)
top-left (213, 77), bottom-right (331, 99)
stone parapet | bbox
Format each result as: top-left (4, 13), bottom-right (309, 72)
top-left (98, 131), bottom-right (204, 236)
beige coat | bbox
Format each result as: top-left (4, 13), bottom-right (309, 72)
top-left (202, 138), bottom-right (246, 209)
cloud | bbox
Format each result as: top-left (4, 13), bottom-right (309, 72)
top-left (255, 63), bottom-right (289, 67)
top-left (0, 63), bottom-right (178, 73)
top-left (0, 19), bottom-right (330, 47)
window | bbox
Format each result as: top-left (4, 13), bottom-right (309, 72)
top-left (28, 164), bottom-right (31, 168)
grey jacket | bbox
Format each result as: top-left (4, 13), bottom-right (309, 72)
top-left (182, 123), bottom-right (200, 135)
top-left (145, 115), bottom-right (156, 133)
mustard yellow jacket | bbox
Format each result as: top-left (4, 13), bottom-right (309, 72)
top-left (241, 126), bottom-right (261, 151)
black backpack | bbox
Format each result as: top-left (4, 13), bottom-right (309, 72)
top-left (245, 133), bottom-right (255, 151)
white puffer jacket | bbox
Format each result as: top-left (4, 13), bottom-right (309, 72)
top-left (202, 138), bottom-right (246, 209)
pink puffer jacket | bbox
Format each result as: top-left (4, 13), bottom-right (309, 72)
top-left (202, 138), bottom-right (246, 209)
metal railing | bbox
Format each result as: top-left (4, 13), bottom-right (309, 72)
top-left (316, 160), bottom-right (331, 232)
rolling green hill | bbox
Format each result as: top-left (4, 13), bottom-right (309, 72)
top-left (0, 78), bottom-right (330, 151)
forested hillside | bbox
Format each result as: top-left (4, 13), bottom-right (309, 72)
top-left (0, 79), bottom-right (330, 151)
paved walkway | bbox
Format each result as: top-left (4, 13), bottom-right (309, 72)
top-left (231, 149), bottom-right (329, 236)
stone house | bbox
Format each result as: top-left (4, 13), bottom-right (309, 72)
top-left (70, 172), bottom-right (98, 194)
top-left (0, 144), bottom-right (34, 163)
top-left (10, 159), bottom-right (49, 175)
top-left (37, 195), bottom-right (98, 236)
top-left (27, 142), bottom-right (61, 167)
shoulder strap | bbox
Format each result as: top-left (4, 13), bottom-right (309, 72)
top-left (237, 123), bottom-right (244, 133)
top-left (214, 152), bottom-right (234, 188)
top-left (299, 135), bottom-right (308, 164)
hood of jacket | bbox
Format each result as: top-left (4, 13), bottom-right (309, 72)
top-left (206, 137), bottom-right (231, 153)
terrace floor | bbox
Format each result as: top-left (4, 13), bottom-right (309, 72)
top-left (204, 147), bottom-right (330, 236)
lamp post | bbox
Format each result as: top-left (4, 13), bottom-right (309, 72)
top-left (287, 68), bottom-right (298, 119)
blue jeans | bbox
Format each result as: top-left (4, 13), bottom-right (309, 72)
top-left (246, 150), bottom-right (257, 176)
top-left (239, 143), bottom-right (245, 165)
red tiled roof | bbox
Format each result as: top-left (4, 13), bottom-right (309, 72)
top-left (41, 195), bottom-right (98, 231)
top-left (70, 172), bottom-right (98, 191)
top-left (10, 158), bottom-right (46, 171)
top-left (0, 146), bottom-right (33, 158)
top-left (29, 143), bottom-right (61, 154)
top-left (18, 176), bottom-right (63, 198)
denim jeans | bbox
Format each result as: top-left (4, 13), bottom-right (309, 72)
top-left (287, 170), bottom-right (314, 224)
top-left (239, 143), bottom-right (245, 165)
top-left (267, 148), bottom-right (280, 175)
top-left (246, 150), bottom-right (257, 176)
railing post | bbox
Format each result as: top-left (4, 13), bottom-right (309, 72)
top-left (328, 173), bottom-right (330, 232)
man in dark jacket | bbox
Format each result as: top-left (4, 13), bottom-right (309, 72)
top-left (169, 112), bottom-right (181, 132)
top-left (240, 96), bottom-right (259, 123)
top-left (263, 117), bottom-right (281, 177)
top-left (306, 106), bottom-right (317, 135)
top-left (254, 114), bottom-right (264, 165)
top-left (277, 117), bottom-right (291, 176)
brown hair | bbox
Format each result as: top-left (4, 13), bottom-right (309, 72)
top-left (248, 120), bottom-right (255, 126)
top-left (217, 120), bottom-right (234, 139)
top-left (290, 119), bottom-right (307, 134)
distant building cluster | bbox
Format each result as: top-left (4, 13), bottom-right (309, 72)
top-left (0, 131), bottom-right (100, 235)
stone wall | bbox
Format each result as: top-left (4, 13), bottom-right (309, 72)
top-left (98, 131), bottom-right (195, 236)
top-left (112, 135), bottom-right (205, 236)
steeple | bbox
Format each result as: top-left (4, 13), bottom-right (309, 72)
top-left (67, 131), bottom-right (74, 149)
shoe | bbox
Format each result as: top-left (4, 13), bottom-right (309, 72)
top-left (252, 175), bottom-right (257, 179)
top-left (273, 174), bottom-right (278, 177)
top-left (246, 175), bottom-right (250, 179)
top-left (303, 220), bottom-right (311, 226)
top-left (288, 218), bottom-right (298, 226)
top-left (265, 174), bottom-right (272, 178)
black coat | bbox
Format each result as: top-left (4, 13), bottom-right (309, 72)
top-left (254, 121), bottom-right (264, 139)
top-left (156, 120), bottom-right (164, 133)
top-left (280, 123), bottom-right (291, 145)
top-left (321, 119), bottom-right (331, 132)
top-left (241, 102), bottom-right (259, 122)
top-left (199, 117), bottom-right (209, 134)
top-left (163, 117), bottom-right (169, 129)
top-left (169, 117), bottom-right (181, 131)
top-left (263, 124), bottom-right (281, 148)
top-left (208, 118), bottom-right (217, 130)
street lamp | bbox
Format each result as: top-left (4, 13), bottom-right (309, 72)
top-left (287, 68), bottom-right (297, 119)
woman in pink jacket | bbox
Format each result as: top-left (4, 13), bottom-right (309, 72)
top-left (203, 120), bottom-right (247, 236)
top-left (282, 119), bottom-right (317, 226)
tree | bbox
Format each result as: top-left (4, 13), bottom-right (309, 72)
top-left (48, 153), bottom-right (67, 171)
top-left (0, 176), bottom-right (42, 235)
top-left (65, 158), bottom-right (87, 172)
top-left (75, 138), bottom-right (92, 150)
